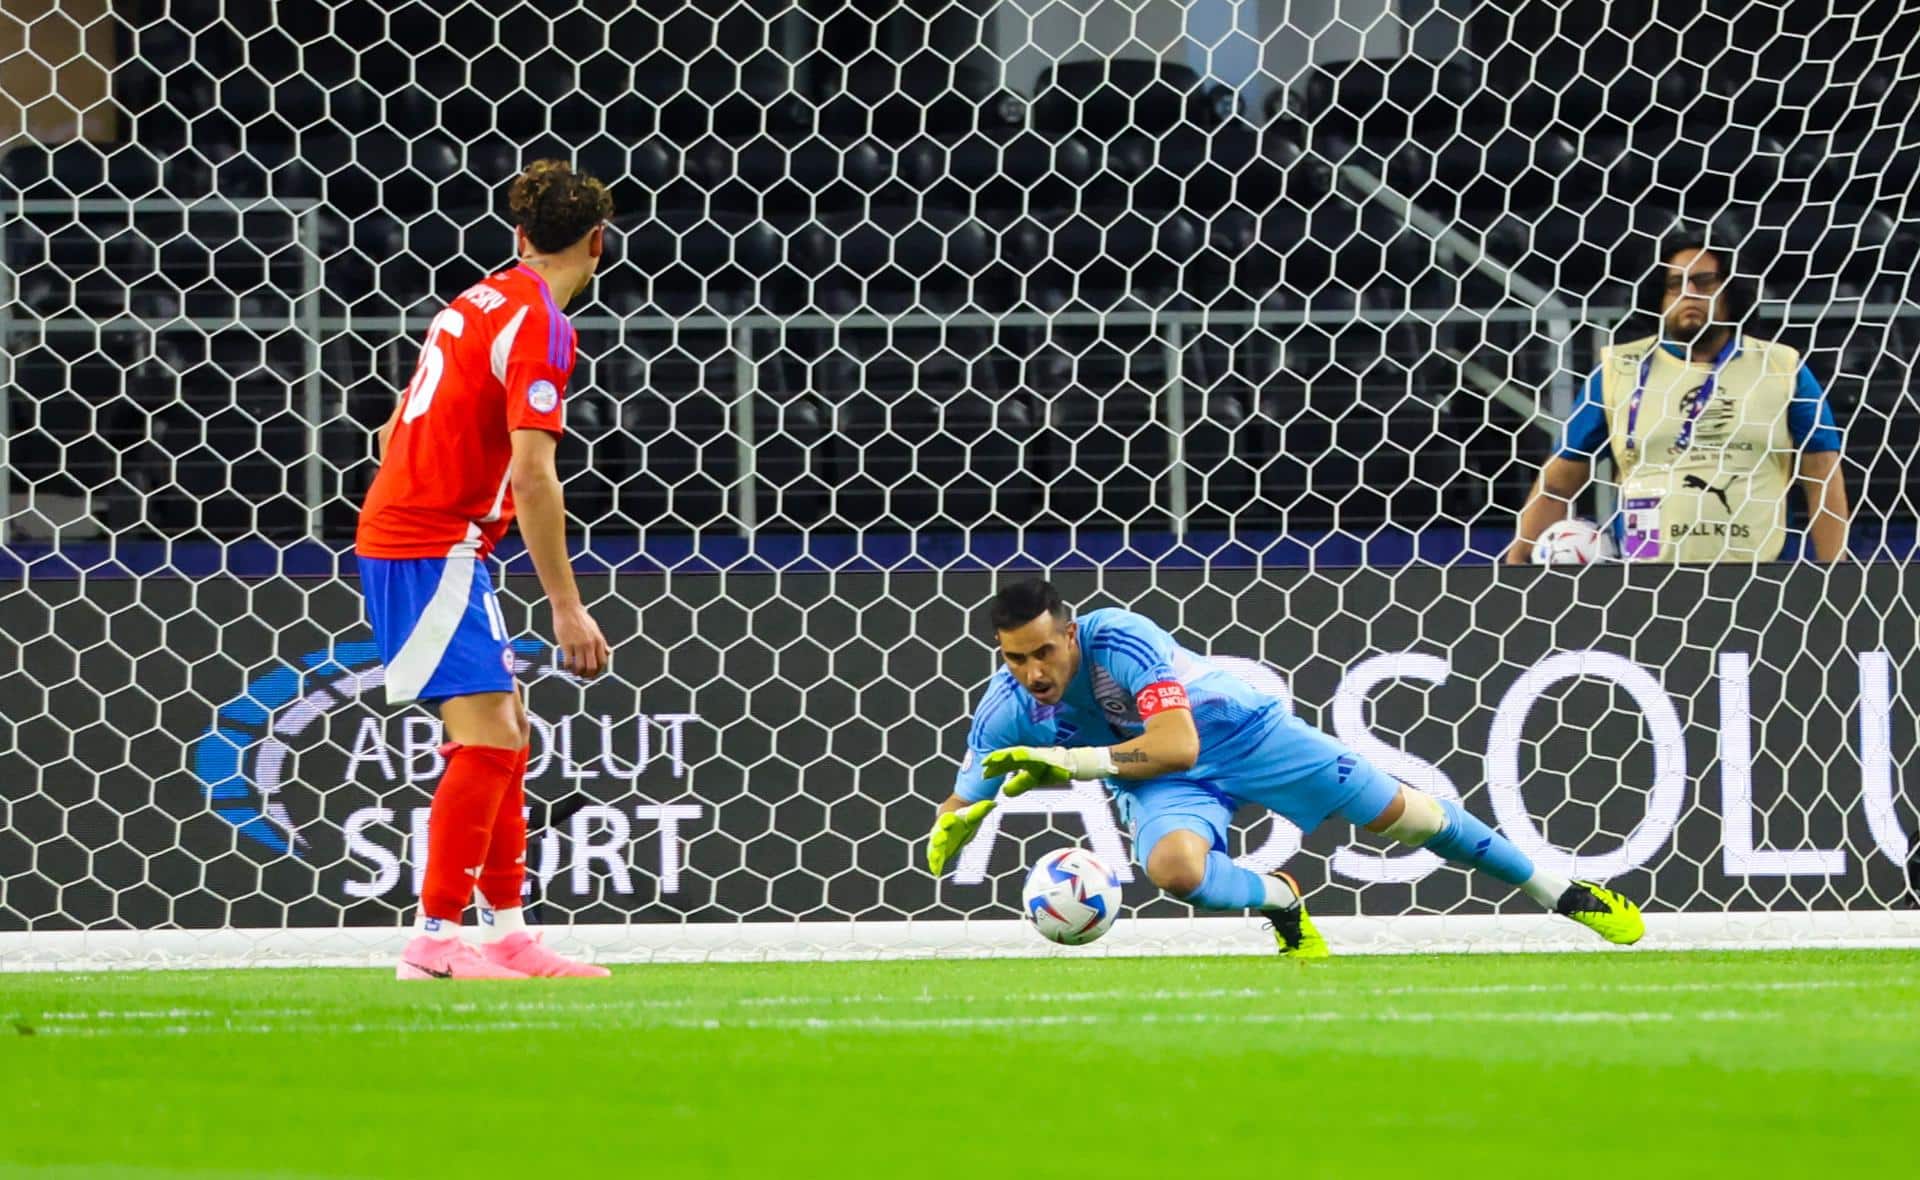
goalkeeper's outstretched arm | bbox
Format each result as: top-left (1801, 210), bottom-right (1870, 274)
top-left (982, 708), bottom-right (1201, 787)
top-left (1103, 708), bottom-right (1200, 779)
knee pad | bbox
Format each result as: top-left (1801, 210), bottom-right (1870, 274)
top-left (1378, 788), bottom-right (1446, 847)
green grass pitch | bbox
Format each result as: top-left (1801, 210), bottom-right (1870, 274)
top-left (3, 949), bottom-right (1914, 1178)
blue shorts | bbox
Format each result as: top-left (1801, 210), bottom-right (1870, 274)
top-left (358, 551), bottom-right (515, 705)
top-left (1116, 711), bottom-right (1400, 868)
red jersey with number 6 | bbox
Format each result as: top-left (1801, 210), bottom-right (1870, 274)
top-left (356, 265), bottom-right (575, 559)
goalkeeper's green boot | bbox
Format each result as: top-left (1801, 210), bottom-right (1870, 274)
top-left (1555, 880), bottom-right (1645, 945)
top-left (1264, 871), bottom-right (1330, 960)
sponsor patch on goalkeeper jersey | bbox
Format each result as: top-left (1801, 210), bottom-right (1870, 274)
top-left (1136, 680), bottom-right (1190, 716)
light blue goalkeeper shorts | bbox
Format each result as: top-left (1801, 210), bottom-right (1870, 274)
top-left (1114, 711), bottom-right (1400, 868)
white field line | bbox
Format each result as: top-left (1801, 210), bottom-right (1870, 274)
top-left (10, 976), bottom-right (1894, 1026)
top-left (13, 1007), bottom-right (1779, 1038)
top-left (732, 977), bottom-right (1891, 1007)
top-left (11, 913), bottom-right (1917, 971)
top-left (35, 1007), bottom-right (219, 1021)
top-left (30, 1005), bottom-right (330, 1022)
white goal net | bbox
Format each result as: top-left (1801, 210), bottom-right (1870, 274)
top-left (2, 0), bottom-right (1918, 968)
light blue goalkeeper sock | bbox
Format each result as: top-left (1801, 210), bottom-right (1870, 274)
top-left (1188, 851), bottom-right (1272, 910)
top-left (1423, 799), bottom-right (1535, 886)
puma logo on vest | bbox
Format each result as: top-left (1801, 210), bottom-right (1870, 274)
top-left (1681, 473), bottom-right (1736, 514)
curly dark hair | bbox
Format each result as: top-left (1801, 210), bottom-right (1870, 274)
top-left (1638, 229), bottom-right (1756, 326)
top-left (507, 159), bottom-right (613, 254)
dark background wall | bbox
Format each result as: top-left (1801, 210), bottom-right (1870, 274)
top-left (4, 563), bottom-right (1913, 931)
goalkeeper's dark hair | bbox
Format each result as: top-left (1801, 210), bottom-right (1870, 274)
top-left (508, 159), bottom-right (613, 254)
top-left (988, 579), bottom-right (1071, 633)
top-left (1638, 229), bottom-right (1755, 324)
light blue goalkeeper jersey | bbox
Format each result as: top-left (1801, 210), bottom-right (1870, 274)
top-left (953, 607), bottom-right (1322, 803)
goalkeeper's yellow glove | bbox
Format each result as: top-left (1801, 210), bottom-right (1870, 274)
top-left (981, 745), bottom-right (1117, 793)
top-left (927, 748), bottom-right (1116, 876)
top-left (927, 799), bottom-right (997, 876)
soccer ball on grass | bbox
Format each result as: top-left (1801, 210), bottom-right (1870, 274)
top-left (1022, 847), bottom-right (1123, 946)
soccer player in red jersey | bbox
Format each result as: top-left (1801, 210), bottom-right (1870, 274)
top-left (357, 160), bottom-right (614, 979)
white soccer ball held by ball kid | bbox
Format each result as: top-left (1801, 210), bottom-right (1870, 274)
top-left (1531, 518), bottom-right (1619, 566)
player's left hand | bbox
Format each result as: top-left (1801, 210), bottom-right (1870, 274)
top-left (553, 602), bottom-right (610, 679)
top-left (927, 800), bottom-right (997, 876)
top-left (981, 746), bottom-right (1114, 793)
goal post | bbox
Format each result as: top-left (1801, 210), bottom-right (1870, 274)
top-left (3, 1), bottom-right (1920, 968)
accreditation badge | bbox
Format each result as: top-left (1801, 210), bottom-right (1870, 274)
top-left (1622, 496), bottom-right (1663, 560)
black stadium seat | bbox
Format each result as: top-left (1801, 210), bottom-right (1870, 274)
top-left (999, 204), bottom-right (1204, 312)
top-left (614, 359), bottom-right (734, 532)
top-left (1023, 344), bottom-right (1168, 529)
top-left (0, 143), bottom-right (169, 199)
top-left (1087, 124), bottom-right (1305, 218)
top-left (1732, 203), bottom-right (1902, 300)
top-left (816, 57), bottom-right (1023, 142)
top-left (1478, 199), bottom-right (1684, 300)
top-left (794, 206), bottom-right (1000, 313)
top-left (619, 56), bottom-right (810, 142)
top-left (1391, 129), bottom-right (1589, 220)
top-left (1032, 60), bottom-right (1236, 140)
top-left (748, 391), bottom-right (835, 529)
top-left (685, 135), bottom-right (902, 216)
top-left (823, 387), bottom-right (1030, 528)
top-left (900, 129), bottom-right (1097, 216)
top-left (1287, 57), bottom-right (1492, 149)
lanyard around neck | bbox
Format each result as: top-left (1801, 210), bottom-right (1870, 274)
top-left (1624, 335), bottom-right (1739, 454)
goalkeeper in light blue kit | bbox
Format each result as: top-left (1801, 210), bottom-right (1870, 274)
top-left (928, 579), bottom-right (1644, 955)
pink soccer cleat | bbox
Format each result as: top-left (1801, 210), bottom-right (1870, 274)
top-left (396, 934), bottom-right (530, 980)
top-left (480, 931), bottom-right (611, 978)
